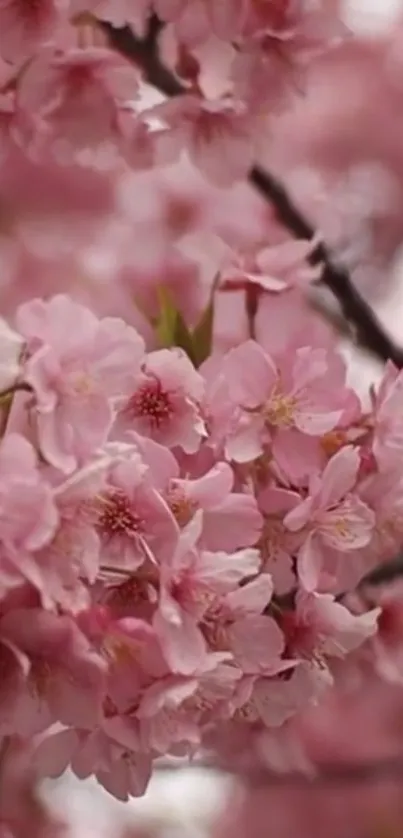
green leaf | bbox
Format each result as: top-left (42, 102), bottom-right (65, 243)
top-left (173, 309), bottom-right (197, 365)
top-left (154, 285), bottom-right (197, 364)
top-left (191, 273), bottom-right (219, 367)
top-left (154, 285), bottom-right (178, 347)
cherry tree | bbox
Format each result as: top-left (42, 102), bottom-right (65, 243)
top-left (2, 1), bottom-right (403, 833)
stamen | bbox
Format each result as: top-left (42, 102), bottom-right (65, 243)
top-left (124, 379), bottom-right (173, 429)
top-left (96, 489), bottom-right (142, 539)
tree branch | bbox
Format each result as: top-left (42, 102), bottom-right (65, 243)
top-left (104, 17), bottom-right (403, 368)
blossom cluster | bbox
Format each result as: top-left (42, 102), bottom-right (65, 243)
top-left (2, 0), bottom-right (403, 818)
top-left (0, 285), bottom-right (402, 802)
top-left (0, 1), bottom-right (345, 184)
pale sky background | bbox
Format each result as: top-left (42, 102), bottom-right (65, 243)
top-left (42, 2), bottom-right (403, 836)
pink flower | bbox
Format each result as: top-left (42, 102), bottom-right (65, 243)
top-left (202, 573), bottom-right (289, 675)
top-left (220, 236), bottom-right (321, 294)
top-left (156, 0), bottom-right (248, 44)
top-left (100, 617), bottom-right (169, 712)
top-left (117, 348), bottom-right (206, 455)
top-left (94, 452), bottom-right (179, 570)
top-left (73, 732), bottom-right (152, 801)
top-left (33, 724), bottom-right (152, 801)
top-left (284, 446), bottom-right (375, 591)
top-left (33, 457), bottom-right (112, 612)
top-left (137, 656), bottom-right (240, 753)
top-left (241, 0), bottom-right (345, 45)
top-left (150, 95), bottom-right (254, 186)
top-left (227, 614), bottom-right (286, 675)
top-left (16, 294), bottom-right (145, 473)
top-left (154, 511), bottom-right (261, 674)
top-left (255, 286), bottom-right (334, 358)
top-left (232, 662), bottom-right (330, 729)
top-left (0, 434), bottom-right (58, 597)
top-left (231, 0), bottom-right (346, 112)
top-left (372, 361), bottom-right (403, 470)
top-left (0, 0), bottom-right (64, 64)
top-left (17, 47), bottom-right (139, 164)
top-left (0, 609), bottom-right (107, 734)
top-left (223, 340), bottom-right (346, 464)
top-left (359, 471), bottom-right (403, 567)
top-left (71, 0), bottom-right (152, 33)
top-left (257, 486), bottom-right (302, 594)
top-left (280, 589), bottom-right (379, 664)
top-left (163, 460), bottom-right (263, 551)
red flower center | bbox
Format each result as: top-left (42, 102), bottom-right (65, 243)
top-left (125, 380), bottom-right (173, 429)
top-left (97, 490), bottom-right (142, 539)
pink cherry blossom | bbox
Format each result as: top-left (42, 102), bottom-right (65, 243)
top-left (280, 589), bottom-right (379, 664)
top-left (0, 0), bottom-right (399, 807)
top-left (0, 608), bottom-right (107, 734)
top-left (371, 360), bottom-right (403, 470)
top-left (0, 0), bottom-right (65, 64)
top-left (220, 236), bottom-right (321, 295)
top-left (156, 0), bottom-right (248, 44)
top-left (284, 446), bottom-right (375, 591)
top-left (153, 511), bottom-right (261, 674)
top-left (71, 0), bottom-right (152, 33)
top-left (17, 294), bottom-right (145, 473)
top-left (150, 95), bottom-right (255, 186)
top-left (201, 573), bottom-right (290, 675)
top-left (257, 486), bottom-right (302, 594)
top-left (32, 457), bottom-right (112, 612)
top-left (227, 614), bottom-right (286, 676)
top-left (34, 723), bottom-right (152, 800)
top-left (117, 348), bottom-right (206, 454)
top-left (0, 434), bottom-right (58, 597)
top-left (359, 470), bottom-right (403, 567)
top-left (16, 46), bottom-right (140, 164)
top-left (137, 656), bottom-right (240, 753)
top-left (223, 340), bottom-right (347, 464)
top-left (231, 662), bottom-right (330, 731)
top-left (94, 451), bottom-right (179, 570)
top-left (164, 461), bottom-right (263, 551)
top-left (368, 581), bottom-right (403, 684)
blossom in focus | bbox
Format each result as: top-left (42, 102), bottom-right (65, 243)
top-left (0, 433), bottom-right (58, 593)
top-left (284, 446), bottom-right (375, 591)
top-left (95, 450), bottom-right (179, 569)
top-left (162, 460), bottom-right (263, 551)
top-left (16, 294), bottom-right (145, 473)
top-left (372, 361), bottom-right (403, 471)
top-left (153, 510), bottom-right (261, 673)
top-left (223, 340), bottom-right (347, 465)
top-left (117, 347), bottom-right (206, 454)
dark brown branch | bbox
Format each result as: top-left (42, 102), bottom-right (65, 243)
top-left (249, 166), bottom-right (403, 367)
top-left (104, 17), bottom-right (403, 368)
top-left (102, 16), bottom-right (184, 97)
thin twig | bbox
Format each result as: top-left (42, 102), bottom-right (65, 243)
top-left (104, 16), bottom-right (403, 368)
top-left (102, 16), bottom-right (184, 97)
top-left (249, 166), bottom-right (403, 366)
